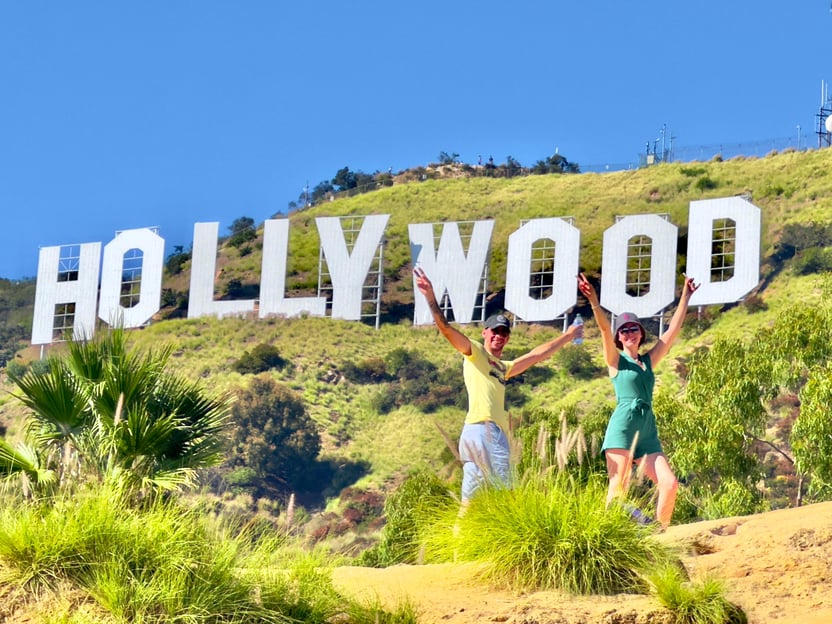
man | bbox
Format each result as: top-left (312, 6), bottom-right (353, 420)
top-left (414, 267), bottom-right (582, 503)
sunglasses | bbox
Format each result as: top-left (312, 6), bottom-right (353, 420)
top-left (490, 327), bottom-right (510, 337)
top-left (618, 326), bottom-right (641, 335)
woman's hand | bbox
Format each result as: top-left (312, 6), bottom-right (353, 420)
top-left (681, 274), bottom-right (700, 300)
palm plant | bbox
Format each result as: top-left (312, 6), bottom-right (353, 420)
top-left (2, 327), bottom-right (231, 499)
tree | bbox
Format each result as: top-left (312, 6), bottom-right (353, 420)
top-left (657, 278), bottom-right (832, 515)
top-left (532, 153), bottom-right (580, 175)
top-left (165, 245), bottom-right (191, 276)
top-left (793, 365), bottom-right (832, 500)
top-left (2, 328), bottom-right (231, 500)
top-left (227, 216), bottom-right (257, 248)
top-left (309, 180), bottom-right (334, 203)
top-left (225, 375), bottom-right (321, 497)
top-left (505, 155), bottom-right (522, 176)
top-left (332, 166), bottom-right (358, 191)
top-left (438, 151), bottom-right (460, 165)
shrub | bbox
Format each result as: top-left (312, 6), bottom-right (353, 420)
top-left (780, 221), bottom-right (832, 251)
top-left (165, 248), bottom-right (191, 275)
top-left (648, 564), bottom-right (746, 624)
top-left (233, 343), bottom-right (287, 374)
top-left (371, 349), bottom-right (464, 414)
top-left (5, 359), bottom-right (26, 380)
top-left (225, 375), bottom-right (321, 496)
top-left (742, 293), bottom-right (767, 313)
top-left (792, 247), bottom-right (832, 275)
top-left (342, 357), bottom-right (390, 383)
top-left (27, 358), bottom-right (51, 376)
top-left (359, 470), bottom-right (456, 567)
top-left (697, 477), bottom-right (768, 521)
top-left (0, 488), bottom-right (415, 623)
top-left (423, 473), bottom-right (673, 594)
top-left (227, 217), bottom-right (257, 249)
top-left (555, 345), bottom-right (602, 379)
top-left (694, 175), bottom-right (718, 191)
top-left (679, 166), bottom-right (707, 177)
top-left (338, 487), bottom-right (386, 532)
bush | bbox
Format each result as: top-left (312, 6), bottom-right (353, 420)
top-left (741, 293), bottom-right (767, 313)
top-left (780, 221), bottom-right (832, 251)
top-left (165, 248), bottom-right (191, 275)
top-left (359, 470), bottom-right (456, 567)
top-left (792, 247), bottom-right (832, 275)
top-left (342, 357), bottom-right (390, 383)
top-left (694, 175), bottom-right (718, 191)
top-left (696, 478), bottom-right (768, 521)
top-left (227, 216), bottom-right (257, 249)
top-left (0, 488), bottom-right (415, 623)
top-left (27, 358), bottom-right (50, 376)
top-left (225, 375), bottom-right (321, 496)
top-left (423, 473), bottom-right (673, 594)
top-left (233, 343), bottom-right (287, 375)
top-left (556, 345), bottom-right (602, 379)
top-left (371, 349), bottom-right (464, 414)
top-left (5, 359), bottom-right (26, 380)
top-left (648, 564), bottom-right (746, 624)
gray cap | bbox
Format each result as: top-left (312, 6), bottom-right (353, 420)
top-left (613, 312), bottom-right (644, 334)
top-left (484, 313), bottom-right (511, 331)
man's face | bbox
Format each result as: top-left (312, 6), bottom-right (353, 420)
top-left (483, 326), bottom-right (510, 353)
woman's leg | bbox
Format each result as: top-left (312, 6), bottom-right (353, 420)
top-left (604, 449), bottom-right (634, 505)
top-left (637, 452), bottom-right (679, 528)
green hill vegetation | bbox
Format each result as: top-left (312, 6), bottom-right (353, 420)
top-left (0, 148), bottom-right (831, 621)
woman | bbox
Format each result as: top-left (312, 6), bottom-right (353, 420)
top-left (577, 272), bottom-right (699, 528)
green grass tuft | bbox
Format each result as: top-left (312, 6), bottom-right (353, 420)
top-left (423, 473), bottom-right (674, 595)
top-left (648, 564), bottom-right (747, 624)
top-left (0, 487), bottom-right (415, 623)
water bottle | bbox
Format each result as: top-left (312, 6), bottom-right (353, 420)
top-left (571, 313), bottom-right (584, 345)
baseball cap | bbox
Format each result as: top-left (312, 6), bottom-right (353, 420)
top-left (613, 312), bottom-right (644, 334)
top-left (484, 313), bottom-right (511, 331)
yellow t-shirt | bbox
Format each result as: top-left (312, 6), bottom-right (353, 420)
top-left (462, 341), bottom-right (515, 434)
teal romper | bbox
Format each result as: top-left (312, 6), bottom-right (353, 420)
top-left (601, 352), bottom-right (663, 459)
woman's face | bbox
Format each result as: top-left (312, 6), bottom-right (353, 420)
top-left (617, 323), bottom-right (643, 347)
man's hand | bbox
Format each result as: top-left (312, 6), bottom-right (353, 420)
top-left (565, 320), bottom-right (583, 341)
top-left (414, 267), bottom-right (436, 304)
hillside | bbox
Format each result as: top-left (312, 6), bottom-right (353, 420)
top-left (2, 148), bottom-right (831, 521)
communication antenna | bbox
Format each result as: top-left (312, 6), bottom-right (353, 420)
top-left (818, 80), bottom-right (832, 148)
top-left (638, 123), bottom-right (673, 167)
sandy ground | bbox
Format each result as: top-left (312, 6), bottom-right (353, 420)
top-left (332, 501), bottom-right (832, 624)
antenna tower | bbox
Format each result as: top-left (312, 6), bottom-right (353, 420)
top-left (817, 80), bottom-right (832, 148)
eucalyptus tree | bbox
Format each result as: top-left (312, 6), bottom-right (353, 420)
top-left (1, 328), bottom-right (231, 500)
top-left (657, 276), bottom-right (832, 515)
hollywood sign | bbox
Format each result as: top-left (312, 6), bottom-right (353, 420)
top-left (31, 196), bottom-right (761, 345)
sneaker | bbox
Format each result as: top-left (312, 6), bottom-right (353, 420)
top-left (624, 503), bottom-right (654, 526)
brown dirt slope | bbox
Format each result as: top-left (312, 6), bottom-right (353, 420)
top-left (332, 501), bottom-right (832, 624)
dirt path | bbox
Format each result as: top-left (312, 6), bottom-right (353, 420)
top-left (333, 501), bottom-right (832, 623)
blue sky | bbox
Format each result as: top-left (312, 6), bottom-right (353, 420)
top-left (1, 2), bottom-right (830, 280)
